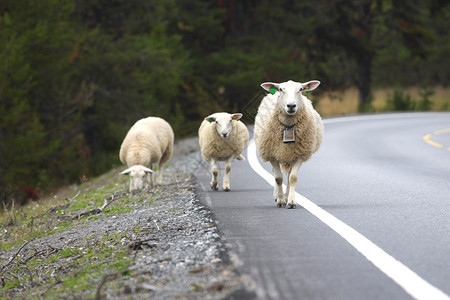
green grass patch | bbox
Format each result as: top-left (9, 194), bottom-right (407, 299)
top-left (0, 233), bottom-right (133, 298)
top-left (104, 205), bottom-right (133, 215)
top-left (3, 280), bottom-right (20, 290)
top-left (0, 165), bottom-right (158, 298)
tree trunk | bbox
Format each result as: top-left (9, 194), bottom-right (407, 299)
top-left (355, 0), bottom-right (374, 112)
top-left (356, 52), bottom-right (373, 112)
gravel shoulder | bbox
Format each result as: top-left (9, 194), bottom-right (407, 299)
top-left (0, 137), bottom-right (255, 299)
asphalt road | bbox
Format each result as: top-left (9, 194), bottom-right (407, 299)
top-left (195, 112), bottom-right (450, 300)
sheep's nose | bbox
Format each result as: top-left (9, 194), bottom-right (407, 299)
top-left (287, 104), bottom-right (296, 110)
top-left (222, 133), bottom-right (228, 138)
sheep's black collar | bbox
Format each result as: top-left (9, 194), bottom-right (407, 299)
top-left (280, 122), bottom-right (295, 129)
top-left (277, 116), bottom-right (296, 129)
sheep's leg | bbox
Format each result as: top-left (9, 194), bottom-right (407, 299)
top-left (156, 163), bottom-right (163, 184)
top-left (270, 161), bottom-right (285, 207)
top-left (148, 163), bottom-right (154, 189)
top-left (210, 159), bottom-right (219, 191)
top-left (222, 159), bottom-right (232, 192)
top-left (284, 165), bottom-right (292, 201)
top-left (286, 160), bottom-right (303, 209)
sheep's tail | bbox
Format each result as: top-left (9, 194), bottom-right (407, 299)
top-left (236, 155), bottom-right (245, 161)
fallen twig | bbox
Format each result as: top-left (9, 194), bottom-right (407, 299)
top-left (153, 220), bottom-right (160, 231)
top-left (2, 200), bottom-right (16, 227)
top-left (95, 268), bottom-right (131, 300)
top-left (28, 190), bottom-right (81, 228)
top-left (48, 190), bottom-right (81, 214)
top-left (41, 279), bottom-right (63, 296)
top-left (0, 239), bottom-right (32, 272)
top-left (71, 192), bottom-right (124, 220)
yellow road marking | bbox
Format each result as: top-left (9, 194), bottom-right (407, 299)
top-left (423, 128), bottom-right (450, 150)
top-left (423, 134), bottom-right (443, 148)
top-left (434, 128), bottom-right (450, 135)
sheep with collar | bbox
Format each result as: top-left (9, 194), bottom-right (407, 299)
top-left (254, 80), bottom-right (323, 208)
top-left (198, 112), bottom-right (249, 191)
top-left (119, 117), bottom-right (174, 192)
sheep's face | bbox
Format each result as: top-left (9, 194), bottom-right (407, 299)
top-left (120, 165), bottom-right (154, 192)
top-left (205, 113), bottom-right (243, 139)
top-left (261, 80), bottom-right (321, 116)
top-left (130, 169), bottom-right (147, 191)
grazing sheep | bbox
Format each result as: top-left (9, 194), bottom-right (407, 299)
top-left (119, 117), bottom-right (174, 192)
top-left (254, 80), bottom-right (323, 208)
top-left (198, 112), bottom-right (249, 191)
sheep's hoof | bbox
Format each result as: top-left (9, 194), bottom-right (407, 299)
top-left (223, 188), bottom-right (230, 192)
top-left (287, 203), bottom-right (296, 209)
top-left (211, 186), bottom-right (218, 191)
top-left (276, 202), bottom-right (286, 208)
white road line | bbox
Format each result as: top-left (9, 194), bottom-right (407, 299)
top-left (247, 138), bottom-right (450, 300)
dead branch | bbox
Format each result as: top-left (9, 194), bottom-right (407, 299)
top-left (27, 190), bottom-right (81, 228)
top-left (23, 248), bottom-right (39, 264)
top-left (70, 192), bottom-right (125, 220)
top-left (20, 244), bottom-right (60, 266)
top-left (47, 190), bottom-right (81, 214)
top-left (2, 200), bottom-right (16, 227)
top-left (41, 279), bottom-right (63, 296)
top-left (96, 268), bottom-right (131, 300)
top-left (0, 239), bottom-right (32, 272)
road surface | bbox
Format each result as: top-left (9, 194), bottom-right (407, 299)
top-left (195, 112), bottom-right (450, 300)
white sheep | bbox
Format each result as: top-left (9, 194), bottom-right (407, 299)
top-left (254, 80), bottom-right (323, 208)
top-left (198, 112), bottom-right (249, 191)
top-left (119, 117), bottom-right (174, 192)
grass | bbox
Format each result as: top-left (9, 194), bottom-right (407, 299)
top-left (1, 167), bottom-right (128, 225)
top-left (315, 86), bottom-right (450, 116)
top-left (0, 165), bottom-right (153, 299)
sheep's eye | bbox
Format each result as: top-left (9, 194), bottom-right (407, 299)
top-left (279, 87), bottom-right (283, 92)
top-left (229, 120), bottom-right (232, 123)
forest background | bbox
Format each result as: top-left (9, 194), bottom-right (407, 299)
top-left (1, 0), bottom-right (449, 205)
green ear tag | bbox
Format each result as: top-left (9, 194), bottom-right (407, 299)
top-left (269, 88), bottom-right (276, 95)
top-left (208, 119), bottom-right (213, 123)
top-left (306, 90), bottom-right (312, 94)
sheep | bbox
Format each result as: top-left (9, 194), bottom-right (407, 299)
top-left (119, 117), bottom-right (174, 192)
top-left (254, 80), bottom-right (323, 209)
top-left (198, 112), bottom-right (249, 191)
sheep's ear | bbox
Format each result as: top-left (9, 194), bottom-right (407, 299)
top-left (231, 113), bottom-right (243, 121)
top-left (204, 115), bottom-right (216, 123)
top-left (302, 80), bottom-right (320, 93)
top-left (120, 168), bottom-right (132, 175)
top-left (261, 82), bottom-right (280, 94)
top-left (143, 167), bottom-right (154, 173)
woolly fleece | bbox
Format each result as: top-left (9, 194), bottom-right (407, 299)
top-left (254, 93), bottom-right (323, 171)
top-left (120, 117), bottom-right (174, 169)
top-left (198, 113), bottom-right (249, 162)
